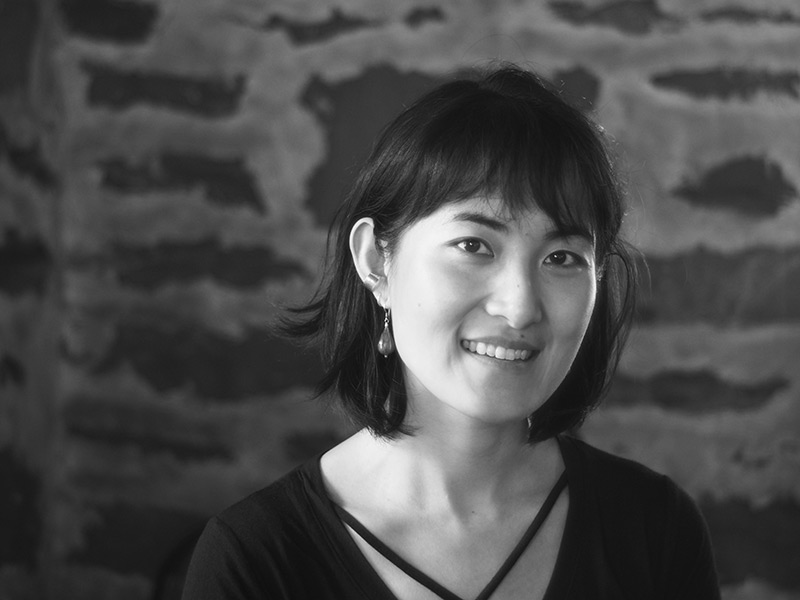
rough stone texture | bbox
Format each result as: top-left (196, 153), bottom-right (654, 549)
top-left (99, 153), bottom-right (265, 212)
top-left (264, 8), bottom-right (380, 45)
top-left (2, 0), bottom-right (799, 599)
top-left (58, 0), bottom-right (158, 44)
top-left (64, 397), bottom-right (233, 461)
top-left (0, 123), bottom-right (58, 189)
top-left (607, 371), bottom-right (787, 412)
top-left (700, 7), bottom-right (800, 25)
top-left (87, 315), bottom-right (324, 399)
top-left (404, 6), bottom-right (447, 28)
top-left (110, 239), bottom-right (305, 290)
top-left (0, 354), bottom-right (26, 387)
top-left (301, 65), bottom-right (441, 224)
top-left (0, 1), bottom-right (39, 93)
top-left (637, 248), bottom-right (800, 325)
top-left (673, 155), bottom-right (796, 216)
top-left (548, 0), bottom-right (681, 34)
top-left (83, 61), bottom-right (246, 118)
top-left (0, 230), bottom-right (52, 295)
top-left (68, 503), bottom-right (204, 577)
top-left (702, 496), bottom-right (800, 589)
top-left (0, 449), bottom-right (41, 568)
top-left (652, 67), bottom-right (800, 101)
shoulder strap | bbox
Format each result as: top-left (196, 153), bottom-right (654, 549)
top-left (333, 504), bottom-right (464, 600)
top-left (475, 471), bottom-right (567, 600)
top-left (334, 470), bottom-right (567, 600)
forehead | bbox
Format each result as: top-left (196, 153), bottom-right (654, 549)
top-left (412, 197), bottom-right (594, 243)
top-left (435, 197), bottom-right (533, 228)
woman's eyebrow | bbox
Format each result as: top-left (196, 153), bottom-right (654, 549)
top-left (545, 227), bottom-right (595, 244)
top-left (448, 211), bottom-right (509, 232)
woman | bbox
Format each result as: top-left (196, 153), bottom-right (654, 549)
top-left (182, 65), bottom-right (720, 599)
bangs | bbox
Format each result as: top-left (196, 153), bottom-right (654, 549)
top-left (393, 87), bottom-right (621, 256)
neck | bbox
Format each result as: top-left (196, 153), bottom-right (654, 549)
top-left (404, 411), bottom-right (529, 477)
top-left (356, 411), bottom-right (559, 519)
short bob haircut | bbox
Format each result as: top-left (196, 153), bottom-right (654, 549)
top-left (286, 64), bottom-right (637, 442)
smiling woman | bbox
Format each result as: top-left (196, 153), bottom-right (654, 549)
top-left (349, 200), bottom-right (598, 429)
top-left (181, 65), bottom-right (721, 600)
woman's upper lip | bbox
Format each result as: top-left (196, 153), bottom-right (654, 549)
top-left (460, 336), bottom-right (538, 352)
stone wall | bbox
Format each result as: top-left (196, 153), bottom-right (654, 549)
top-left (1, 0), bottom-right (798, 598)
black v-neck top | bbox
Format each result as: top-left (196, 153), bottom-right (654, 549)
top-left (332, 470), bottom-right (567, 600)
top-left (182, 436), bottom-right (721, 600)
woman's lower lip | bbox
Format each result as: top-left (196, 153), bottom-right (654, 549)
top-left (464, 350), bottom-right (536, 370)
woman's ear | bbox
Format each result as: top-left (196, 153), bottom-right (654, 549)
top-left (349, 217), bottom-right (389, 305)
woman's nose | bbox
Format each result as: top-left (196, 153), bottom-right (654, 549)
top-left (484, 268), bottom-right (543, 330)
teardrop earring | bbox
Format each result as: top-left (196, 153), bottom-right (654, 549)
top-left (377, 307), bottom-right (395, 356)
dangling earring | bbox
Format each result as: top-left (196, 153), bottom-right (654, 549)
top-left (377, 307), bottom-right (395, 356)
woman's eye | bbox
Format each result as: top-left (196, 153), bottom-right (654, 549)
top-left (456, 239), bottom-right (491, 255)
top-left (545, 250), bottom-right (582, 267)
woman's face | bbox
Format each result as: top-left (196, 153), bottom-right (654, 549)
top-left (383, 197), bottom-right (597, 426)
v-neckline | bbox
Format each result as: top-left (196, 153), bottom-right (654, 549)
top-left (307, 435), bottom-right (582, 600)
top-left (333, 471), bottom-right (567, 600)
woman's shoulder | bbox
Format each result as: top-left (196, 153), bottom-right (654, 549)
top-left (560, 434), bottom-right (713, 556)
top-left (558, 436), bottom-right (721, 597)
top-left (560, 434), bottom-right (702, 520)
top-left (213, 457), bottom-right (326, 541)
top-left (182, 458), bottom-right (352, 599)
top-left (563, 435), bottom-right (674, 485)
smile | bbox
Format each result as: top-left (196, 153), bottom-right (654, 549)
top-left (461, 340), bottom-right (533, 361)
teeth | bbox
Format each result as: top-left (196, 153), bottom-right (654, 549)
top-left (461, 340), bottom-right (531, 361)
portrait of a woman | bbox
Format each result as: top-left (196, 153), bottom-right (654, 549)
top-left (181, 65), bottom-right (721, 600)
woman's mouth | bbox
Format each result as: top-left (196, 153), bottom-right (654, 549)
top-left (461, 340), bottom-right (533, 361)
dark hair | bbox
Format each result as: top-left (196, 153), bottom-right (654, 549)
top-left (285, 64), bottom-right (637, 441)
